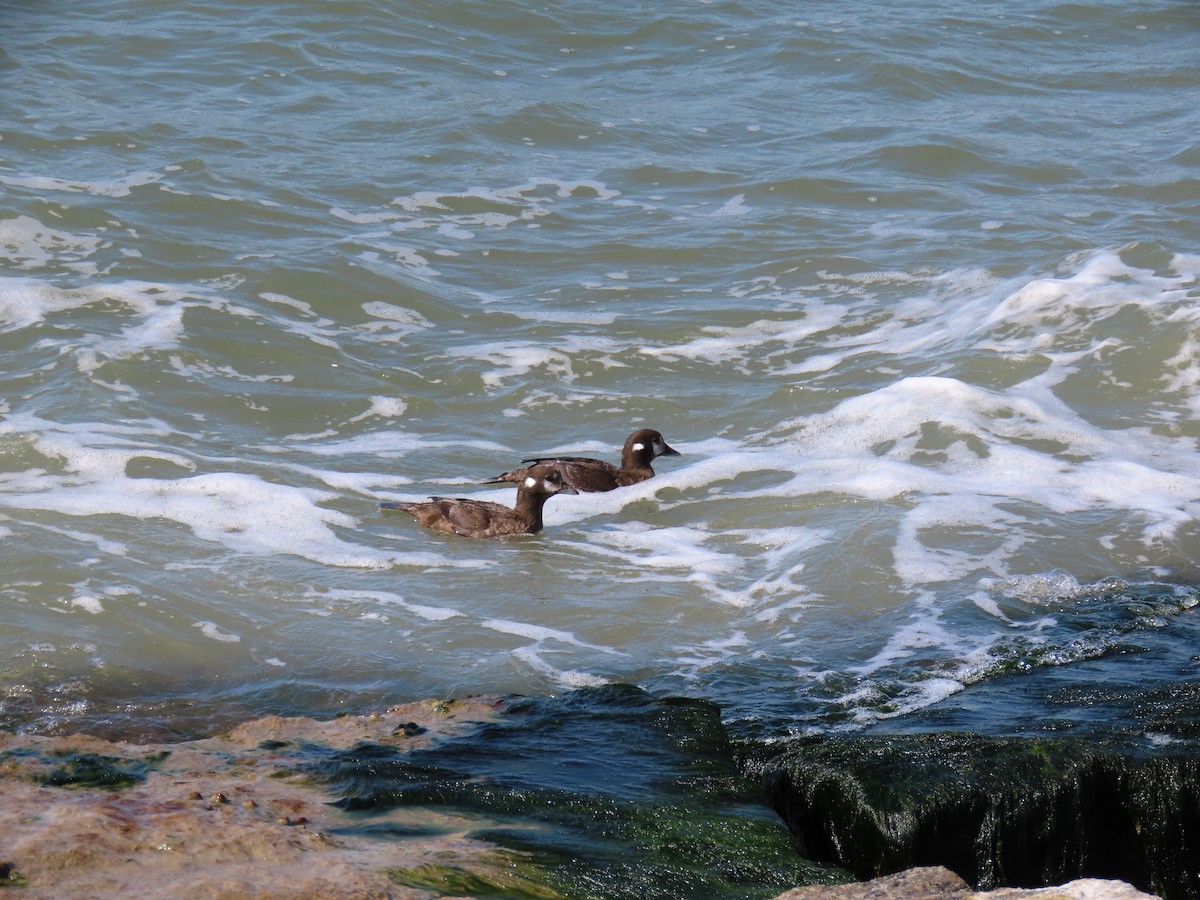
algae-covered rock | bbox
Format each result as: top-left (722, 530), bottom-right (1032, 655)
top-left (38, 750), bottom-right (165, 789)
top-left (739, 734), bottom-right (1197, 900)
top-left (324, 684), bottom-right (849, 899)
top-left (0, 697), bottom-right (515, 899)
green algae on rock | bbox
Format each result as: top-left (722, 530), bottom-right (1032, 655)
top-left (0, 697), bottom-right (516, 899)
top-left (39, 750), bottom-right (168, 790)
top-left (738, 733), bottom-right (1199, 900)
top-left (324, 684), bottom-right (850, 899)
top-left (0, 689), bottom-right (849, 899)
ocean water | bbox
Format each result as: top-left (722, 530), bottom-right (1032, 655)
top-left (2, 0), bottom-right (1199, 741)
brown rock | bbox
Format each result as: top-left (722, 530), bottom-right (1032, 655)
top-left (775, 866), bottom-right (971, 899)
top-left (0, 696), bottom-right (511, 899)
top-left (967, 878), bottom-right (1163, 899)
top-left (772, 867), bottom-right (1163, 900)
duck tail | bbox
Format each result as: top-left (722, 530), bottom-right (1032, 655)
top-left (480, 470), bottom-right (521, 486)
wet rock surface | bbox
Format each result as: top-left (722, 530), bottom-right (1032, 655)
top-left (772, 865), bottom-right (1161, 899)
top-left (0, 686), bottom-right (846, 898)
top-left (0, 696), bottom-right (513, 899)
top-left (324, 684), bottom-right (847, 898)
top-left (0, 684), bottom-right (1188, 898)
top-left (740, 733), bottom-right (1195, 900)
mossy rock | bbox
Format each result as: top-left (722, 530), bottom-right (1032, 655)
top-left (39, 751), bottom-right (164, 790)
top-left (739, 732), bottom-right (1200, 900)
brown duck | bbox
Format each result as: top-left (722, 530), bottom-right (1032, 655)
top-left (483, 428), bottom-right (680, 493)
top-left (381, 464), bottom-right (577, 537)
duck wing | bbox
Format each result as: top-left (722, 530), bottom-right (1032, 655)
top-left (431, 497), bottom-right (508, 535)
top-left (483, 456), bottom-right (605, 487)
top-left (484, 455), bottom-right (625, 492)
top-left (519, 454), bottom-right (604, 466)
top-left (516, 457), bottom-right (620, 493)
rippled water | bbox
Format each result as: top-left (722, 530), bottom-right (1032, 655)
top-left (2, 0), bottom-right (1199, 740)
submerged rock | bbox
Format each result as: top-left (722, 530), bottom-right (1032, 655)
top-left (325, 683), bottom-right (848, 898)
top-left (0, 686), bottom-right (848, 898)
top-left (0, 696), bottom-right (515, 899)
top-left (739, 733), bottom-right (1197, 900)
top-left (3, 683), bottom-right (1186, 898)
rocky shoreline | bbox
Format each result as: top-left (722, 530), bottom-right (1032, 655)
top-left (0, 687), bottom-right (1182, 898)
top-left (739, 732), bottom-right (1196, 900)
top-left (0, 697), bottom-right (512, 899)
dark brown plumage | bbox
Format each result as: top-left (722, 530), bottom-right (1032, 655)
top-left (483, 428), bottom-right (680, 493)
top-left (381, 464), bottom-right (576, 537)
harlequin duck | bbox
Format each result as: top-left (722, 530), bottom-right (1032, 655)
top-left (380, 464), bottom-right (577, 537)
top-left (483, 428), bottom-right (681, 493)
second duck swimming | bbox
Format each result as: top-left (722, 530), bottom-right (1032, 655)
top-left (484, 428), bottom-right (680, 493)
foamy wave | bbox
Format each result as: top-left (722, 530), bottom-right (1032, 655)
top-left (510, 646), bottom-right (611, 690)
top-left (482, 618), bottom-right (626, 655)
top-left (778, 372), bottom-right (1200, 573)
top-left (0, 414), bottom-right (395, 568)
top-left (0, 218), bottom-right (103, 273)
top-left (0, 171), bottom-right (164, 198)
top-left (333, 177), bottom-right (625, 272)
top-left (306, 588), bottom-right (464, 622)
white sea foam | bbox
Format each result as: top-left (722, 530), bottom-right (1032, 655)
top-left (481, 618), bottom-right (625, 655)
top-left (334, 178), bottom-right (630, 277)
top-left (643, 306), bottom-right (850, 364)
top-left (63, 583), bottom-right (144, 616)
top-left (0, 217), bottom-right (103, 272)
top-left (259, 292), bottom-right (317, 316)
top-left (587, 524), bottom-right (739, 578)
top-left (360, 301), bottom-right (435, 337)
top-left (312, 588), bottom-right (463, 622)
top-left (275, 429), bottom-right (508, 457)
top-left (28, 522), bottom-right (130, 557)
top-left (0, 277), bottom-right (204, 381)
top-left (709, 193), bottom-right (750, 216)
top-left (69, 593), bottom-right (105, 615)
top-left (0, 170), bottom-right (163, 198)
top-left (0, 414), bottom-right (398, 568)
top-left (168, 355), bottom-right (295, 385)
top-left (389, 178), bottom-right (620, 214)
top-left (193, 621), bottom-right (241, 643)
top-left (0, 277), bottom-right (89, 330)
top-left (352, 397), bottom-right (409, 421)
top-left (509, 645), bottom-right (611, 689)
top-left (506, 308), bottom-right (622, 326)
top-left (330, 207), bottom-right (403, 225)
top-left (445, 341), bottom-right (577, 388)
top-left (756, 367), bottom-right (1200, 584)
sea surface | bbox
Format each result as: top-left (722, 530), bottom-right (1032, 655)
top-left (2, 0), bottom-right (1199, 743)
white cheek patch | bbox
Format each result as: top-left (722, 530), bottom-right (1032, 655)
top-left (523, 476), bottom-right (539, 490)
top-left (632, 442), bottom-right (645, 452)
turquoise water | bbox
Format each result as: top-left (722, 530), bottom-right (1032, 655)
top-left (2, 0), bottom-right (1199, 740)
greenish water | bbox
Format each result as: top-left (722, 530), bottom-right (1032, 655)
top-left (1, 0), bottom-right (1199, 745)
top-left (328, 686), bottom-right (848, 898)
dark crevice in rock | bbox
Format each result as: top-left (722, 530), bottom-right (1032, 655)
top-left (737, 733), bottom-right (1199, 900)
